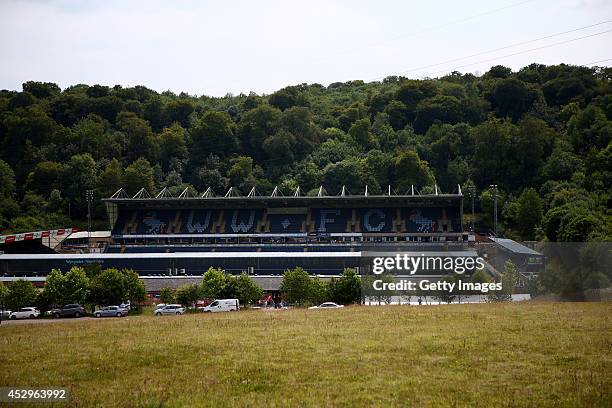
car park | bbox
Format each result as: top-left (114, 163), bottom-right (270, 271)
top-left (9, 307), bottom-right (40, 319)
top-left (309, 302), bottom-right (344, 309)
top-left (199, 299), bottom-right (239, 313)
top-left (94, 306), bottom-right (128, 318)
top-left (154, 304), bottom-right (185, 316)
top-left (51, 304), bottom-right (86, 318)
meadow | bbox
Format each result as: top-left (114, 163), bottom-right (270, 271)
top-left (0, 302), bottom-right (610, 407)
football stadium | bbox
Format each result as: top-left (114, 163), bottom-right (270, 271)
top-left (0, 185), bottom-right (479, 284)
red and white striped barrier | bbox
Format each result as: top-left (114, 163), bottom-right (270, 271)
top-left (0, 227), bottom-right (79, 245)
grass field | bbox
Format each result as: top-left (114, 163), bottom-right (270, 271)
top-left (1, 302), bottom-right (611, 407)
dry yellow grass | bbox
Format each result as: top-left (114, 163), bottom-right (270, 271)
top-left (0, 302), bottom-right (610, 407)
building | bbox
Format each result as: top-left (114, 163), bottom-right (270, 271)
top-left (1, 185), bottom-right (474, 288)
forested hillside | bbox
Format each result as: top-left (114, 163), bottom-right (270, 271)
top-left (0, 63), bottom-right (610, 241)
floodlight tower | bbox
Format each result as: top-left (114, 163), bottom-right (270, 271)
top-left (467, 184), bottom-right (476, 232)
top-left (86, 189), bottom-right (94, 252)
top-left (489, 184), bottom-right (498, 236)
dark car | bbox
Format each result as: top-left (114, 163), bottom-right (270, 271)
top-left (51, 304), bottom-right (86, 318)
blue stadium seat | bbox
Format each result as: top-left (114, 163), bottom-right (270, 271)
top-left (268, 214), bottom-right (306, 233)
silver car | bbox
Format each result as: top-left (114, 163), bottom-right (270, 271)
top-left (94, 306), bottom-right (128, 318)
top-left (309, 302), bottom-right (344, 309)
top-left (155, 304), bottom-right (185, 316)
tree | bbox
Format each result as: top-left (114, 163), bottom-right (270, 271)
top-left (269, 87), bottom-right (299, 111)
top-left (228, 156), bottom-right (255, 189)
top-left (393, 150), bottom-right (436, 191)
top-left (123, 269), bottom-right (146, 304)
top-left (25, 161), bottom-right (63, 197)
top-left (0, 159), bottom-right (16, 199)
top-left (63, 267), bottom-right (91, 305)
top-left (1, 106), bottom-right (57, 169)
top-left (485, 65), bottom-right (512, 79)
top-left (263, 130), bottom-right (296, 163)
top-left (472, 118), bottom-right (514, 187)
top-left (72, 114), bottom-right (121, 160)
top-left (542, 145), bottom-right (583, 181)
top-left (0, 281), bottom-right (8, 307)
top-left (309, 277), bottom-right (329, 305)
top-left (63, 154), bottom-right (98, 216)
top-left (116, 111), bottom-right (158, 162)
top-left (471, 269), bottom-right (492, 302)
top-left (228, 273), bottom-right (264, 305)
top-left (89, 268), bottom-right (127, 306)
top-left (492, 78), bottom-right (536, 121)
top-left (43, 269), bottom-right (67, 307)
top-left (42, 267), bottom-right (90, 307)
top-left (98, 159), bottom-right (124, 198)
top-left (385, 100), bottom-right (409, 130)
top-left (488, 261), bottom-right (517, 301)
top-left (238, 104), bottom-right (281, 160)
top-left (328, 268), bottom-right (361, 305)
top-left (414, 95), bottom-right (462, 134)
top-left (201, 267), bottom-right (227, 300)
top-left (5, 280), bottom-right (38, 310)
top-left (279, 267), bottom-right (313, 306)
top-left (395, 81), bottom-right (436, 120)
top-left (124, 157), bottom-right (155, 195)
top-left (322, 159), bottom-right (380, 194)
top-left (22, 81), bottom-right (60, 99)
top-left (514, 117), bottom-right (555, 186)
top-left (516, 188), bottom-right (543, 240)
top-left (159, 287), bottom-right (176, 304)
top-left (159, 123), bottom-right (188, 170)
top-left (191, 111), bottom-right (238, 162)
top-left (176, 284), bottom-right (200, 306)
top-left (0, 160), bottom-right (18, 227)
top-left (567, 105), bottom-right (612, 153)
top-left (348, 118), bottom-right (376, 149)
top-left (163, 99), bottom-right (194, 128)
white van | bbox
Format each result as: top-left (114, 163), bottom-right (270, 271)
top-left (199, 299), bottom-right (239, 313)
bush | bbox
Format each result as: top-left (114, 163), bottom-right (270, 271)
top-left (328, 268), bottom-right (361, 305)
top-left (5, 280), bottom-right (38, 310)
top-left (159, 287), bottom-right (176, 304)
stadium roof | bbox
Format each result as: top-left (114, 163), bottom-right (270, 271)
top-left (104, 185), bottom-right (463, 209)
top-left (491, 238), bottom-right (542, 255)
top-left (67, 231), bottom-right (111, 239)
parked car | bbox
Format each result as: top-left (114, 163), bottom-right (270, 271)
top-left (154, 304), bottom-right (185, 316)
top-left (51, 304), bottom-right (86, 318)
top-left (309, 302), bottom-right (344, 309)
top-left (154, 303), bottom-right (166, 310)
top-left (1, 309), bottom-right (12, 319)
top-left (119, 301), bottom-right (131, 310)
top-left (199, 299), bottom-right (239, 313)
top-left (94, 306), bottom-right (128, 318)
top-left (9, 307), bottom-right (40, 319)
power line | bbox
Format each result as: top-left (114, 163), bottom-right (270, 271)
top-left (369, 19), bottom-right (612, 81)
top-left (584, 58), bottom-right (612, 66)
top-left (418, 28), bottom-right (612, 78)
top-left (368, 0), bottom-right (540, 49)
top-left (299, 0), bottom-right (540, 68)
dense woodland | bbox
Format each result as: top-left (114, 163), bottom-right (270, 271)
top-left (0, 63), bottom-right (610, 242)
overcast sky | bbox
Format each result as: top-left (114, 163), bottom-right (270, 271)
top-left (1, 0), bottom-right (611, 97)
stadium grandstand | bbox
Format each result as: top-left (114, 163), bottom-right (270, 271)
top-left (0, 184), bottom-right (481, 284)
